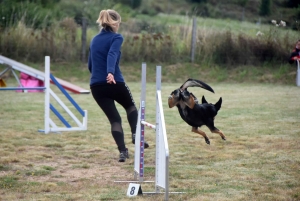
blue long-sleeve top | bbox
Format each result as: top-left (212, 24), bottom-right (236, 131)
top-left (88, 29), bottom-right (124, 86)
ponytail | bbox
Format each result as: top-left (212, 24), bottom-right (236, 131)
top-left (96, 9), bottom-right (121, 31)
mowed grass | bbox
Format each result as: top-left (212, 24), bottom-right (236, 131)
top-left (0, 80), bottom-right (299, 201)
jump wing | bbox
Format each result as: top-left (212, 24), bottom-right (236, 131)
top-left (180, 78), bottom-right (214, 93)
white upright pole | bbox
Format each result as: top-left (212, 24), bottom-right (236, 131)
top-left (139, 62), bottom-right (146, 182)
top-left (155, 66), bottom-right (161, 193)
top-left (297, 60), bottom-right (300, 87)
top-left (44, 56), bottom-right (50, 134)
top-left (134, 63), bottom-right (147, 181)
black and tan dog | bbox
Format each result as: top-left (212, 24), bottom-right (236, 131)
top-left (168, 79), bottom-right (226, 145)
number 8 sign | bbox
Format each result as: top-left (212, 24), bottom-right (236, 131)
top-left (127, 183), bottom-right (143, 197)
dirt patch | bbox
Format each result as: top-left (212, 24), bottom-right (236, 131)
top-left (21, 159), bottom-right (134, 185)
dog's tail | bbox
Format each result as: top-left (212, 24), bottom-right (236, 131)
top-left (214, 97), bottom-right (222, 111)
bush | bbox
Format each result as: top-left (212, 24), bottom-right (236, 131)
top-left (285, 0), bottom-right (300, 8)
top-left (189, 0), bottom-right (207, 3)
top-left (210, 28), bottom-right (290, 66)
top-left (0, 0), bottom-right (60, 29)
top-left (0, 15), bottom-right (296, 67)
top-left (121, 32), bottom-right (175, 63)
top-left (0, 18), bottom-right (81, 62)
top-left (115, 0), bottom-right (142, 8)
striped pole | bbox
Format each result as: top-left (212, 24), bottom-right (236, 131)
top-left (141, 121), bottom-right (156, 130)
top-left (139, 63), bottom-right (147, 181)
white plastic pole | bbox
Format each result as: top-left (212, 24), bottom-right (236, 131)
top-left (44, 56), bottom-right (50, 134)
top-left (49, 89), bottom-right (83, 127)
top-left (134, 63), bottom-right (147, 182)
top-left (141, 121), bottom-right (156, 130)
top-left (139, 62), bottom-right (147, 182)
top-left (297, 60), bottom-right (300, 87)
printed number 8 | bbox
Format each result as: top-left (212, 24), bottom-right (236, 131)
top-left (130, 187), bottom-right (136, 195)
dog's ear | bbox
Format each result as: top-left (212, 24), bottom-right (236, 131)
top-left (185, 94), bottom-right (196, 109)
top-left (214, 97), bottom-right (222, 111)
top-left (190, 93), bottom-right (198, 104)
top-left (180, 78), bottom-right (214, 93)
top-left (202, 95), bottom-right (208, 104)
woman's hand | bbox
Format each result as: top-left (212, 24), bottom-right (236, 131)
top-left (292, 56), bottom-right (300, 61)
top-left (106, 73), bottom-right (116, 84)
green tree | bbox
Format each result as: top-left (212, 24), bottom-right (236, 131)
top-left (259, 0), bottom-right (271, 16)
top-left (132, 0), bottom-right (142, 8)
top-left (238, 0), bottom-right (248, 7)
top-left (238, 0), bottom-right (249, 21)
top-left (58, 0), bottom-right (115, 26)
top-left (115, 0), bottom-right (142, 9)
top-left (285, 0), bottom-right (300, 8)
top-left (189, 0), bottom-right (207, 3)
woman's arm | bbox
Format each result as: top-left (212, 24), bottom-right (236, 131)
top-left (289, 51), bottom-right (299, 64)
top-left (107, 35), bottom-right (123, 75)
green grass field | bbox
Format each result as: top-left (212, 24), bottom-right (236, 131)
top-left (0, 79), bottom-right (299, 201)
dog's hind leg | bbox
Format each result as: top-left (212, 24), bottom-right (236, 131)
top-left (206, 119), bottom-right (226, 141)
top-left (192, 127), bottom-right (210, 145)
top-left (210, 128), bottom-right (226, 141)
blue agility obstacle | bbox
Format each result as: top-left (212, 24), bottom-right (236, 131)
top-left (41, 56), bottom-right (87, 134)
top-left (42, 72), bottom-right (87, 133)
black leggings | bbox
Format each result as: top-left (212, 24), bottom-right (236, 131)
top-left (91, 83), bottom-right (138, 152)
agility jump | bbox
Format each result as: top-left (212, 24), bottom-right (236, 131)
top-left (0, 56), bottom-right (88, 134)
top-left (134, 63), bottom-right (170, 200)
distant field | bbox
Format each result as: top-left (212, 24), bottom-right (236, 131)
top-left (0, 80), bottom-right (299, 201)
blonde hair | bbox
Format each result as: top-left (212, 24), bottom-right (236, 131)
top-left (96, 9), bottom-right (121, 31)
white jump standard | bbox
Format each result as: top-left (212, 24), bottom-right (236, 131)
top-left (115, 63), bottom-right (183, 201)
top-left (41, 56), bottom-right (87, 134)
top-left (134, 63), bottom-right (169, 189)
top-left (137, 63), bottom-right (183, 201)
